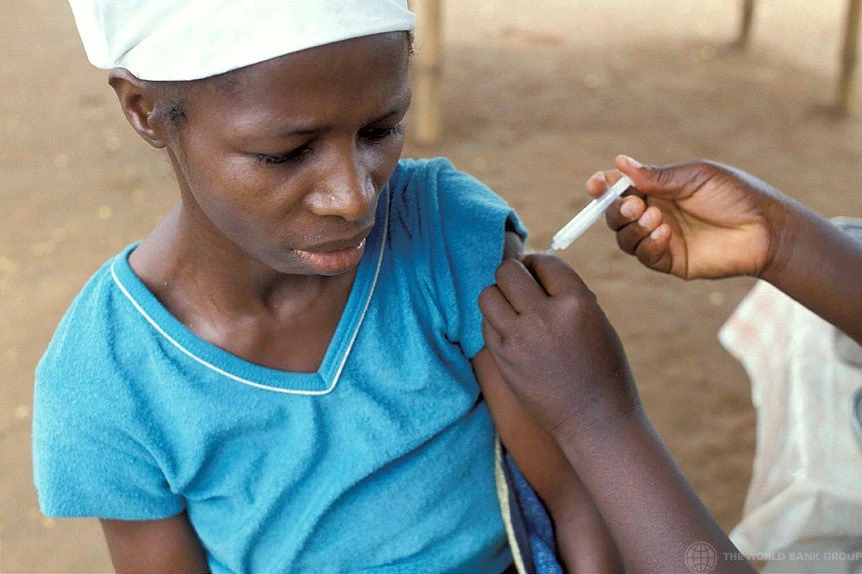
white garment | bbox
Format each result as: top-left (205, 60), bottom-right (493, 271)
top-left (721, 278), bottom-right (862, 556)
top-left (68, 0), bottom-right (415, 81)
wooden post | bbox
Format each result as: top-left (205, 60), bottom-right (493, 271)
top-left (734, 0), bottom-right (756, 48)
top-left (837, 0), bottom-right (862, 114)
top-left (411, 0), bottom-right (443, 145)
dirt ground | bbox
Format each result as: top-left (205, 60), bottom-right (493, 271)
top-left (2, 1), bottom-right (860, 571)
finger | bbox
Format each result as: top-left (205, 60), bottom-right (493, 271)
top-left (634, 223), bottom-right (674, 273)
top-left (478, 285), bottom-right (519, 332)
top-left (503, 230), bottom-right (525, 261)
top-left (614, 155), bottom-right (712, 201)
top-left (481, 317), bottom-right (505, 352)
top-left (585, 170), bottom-right (624, 198)
top-left (585, 171), bottom-right (609, 198)
top-left (605, 195), bottom-right (647, 231)
top-left (494, 259), bottom-right (548, 314)
top-left (615, 205), bottom-right (663, 254)
top-left (521, 254), bottom-right (589, 298)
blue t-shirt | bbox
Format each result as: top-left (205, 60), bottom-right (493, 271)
top-left (33, 158), bottom-right (528, 573)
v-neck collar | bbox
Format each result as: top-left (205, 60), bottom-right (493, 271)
top-left (109, 186), bottom-right (390, 395)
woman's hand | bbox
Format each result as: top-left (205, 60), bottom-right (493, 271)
top-left (478, 254), bottom-right (641, 441)
top-left (592, 155), bottom-right (790, 280)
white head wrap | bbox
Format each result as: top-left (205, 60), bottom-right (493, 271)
top-left (68, 0), bottom-right (415, 81)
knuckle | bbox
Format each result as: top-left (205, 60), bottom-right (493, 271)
top-left (557, 293), bottom-right (586, 320)
top-left (481, 320), bottom-right (498, 343)
top-left (521, 313), bottom-right (546, 334)
top-left (520, 253), bottom-right (540, 269)
top-left (654, 167), bottom-right (674, 186)
top-left (495, 258), bottom-right (519, 283)
top-left (616, 228), bottom-right (638, 254)
top-left (615, 231), bottom-right (628, 252)
top-left (637, 243), bottom-right (663, 269)
top-left (531, 253), bottom-right (556, 274)
top-left (698, 159), bottom-right (724, 175)
top-left (681, 159), bottom-right (722, 189)
top-left (636, 246), bottom-right (652, 267)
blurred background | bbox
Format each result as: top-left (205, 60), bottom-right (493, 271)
top-left (2, 1), bottom-right (860, 571)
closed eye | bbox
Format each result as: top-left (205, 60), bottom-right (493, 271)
top-left (360, 123), bottom-right (404, 144)
top-left (256, 122), bottom-right (404, 164)
top-left (257, 145), bottom-right (311, 165)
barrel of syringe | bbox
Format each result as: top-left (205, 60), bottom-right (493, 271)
top-left (548, 175), bottom-right (633, 251)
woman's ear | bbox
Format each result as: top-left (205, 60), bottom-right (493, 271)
top-left (108, 68), bottom-right (169, 149)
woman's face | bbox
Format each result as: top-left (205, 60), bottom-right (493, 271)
top-left (166, 32), bottom-right (411, 276)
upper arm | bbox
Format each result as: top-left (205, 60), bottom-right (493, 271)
top-left (473, 347), bottom-right (626, 573)
top-left (482, 231), bottom-right (577, 501)
top-left (100, 512), bottom-right (208, 574)
top-left (472, 349), bottom-right (578, 506)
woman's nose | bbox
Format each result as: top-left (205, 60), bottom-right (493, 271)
top-left (307, 148), bottom-right (375, 221)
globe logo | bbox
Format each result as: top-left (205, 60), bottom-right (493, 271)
top-left (685, 541), bottom-right (717, 573)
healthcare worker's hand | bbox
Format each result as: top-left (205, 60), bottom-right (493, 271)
top-left (591, 155), bottom-right (790, 280)
top-left (479, 254), bottom-right (760, 574)
top-left (478, 254), bottom-right (642, 440)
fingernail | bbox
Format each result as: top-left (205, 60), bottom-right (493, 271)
top-left (621, 155), bottom-right (643, 169)
top-left (620, 198), bottom-right (637, 218)
top-left (650, 227), bottom-right (662, 240)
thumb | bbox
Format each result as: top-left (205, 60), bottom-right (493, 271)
top-left (615, 155), bottom-right (708, 201)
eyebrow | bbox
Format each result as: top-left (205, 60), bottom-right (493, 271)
top-left (276, 110), bottom-right (401, 139)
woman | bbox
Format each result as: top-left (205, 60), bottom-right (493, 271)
top-left (33, 1), bottom-right (620, 572)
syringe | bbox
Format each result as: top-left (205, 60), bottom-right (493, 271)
top-left (546, 175), bottom-right (634, 253)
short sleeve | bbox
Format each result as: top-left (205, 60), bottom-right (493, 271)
top-left (32, 308), bottom-right (184, 520)
top-left (406, 158), bottom-right (527, 358)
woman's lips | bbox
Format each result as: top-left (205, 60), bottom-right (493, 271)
top-left (293, 239), bottom-right (367, 274)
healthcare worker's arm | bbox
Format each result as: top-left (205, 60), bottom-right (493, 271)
top-left (100, 512), bottom-right (209, 574)
top-left (594, 155), bottom-right (862, 344)
top-left (479, 255), bottom-right (756, 573)
top-left (471, 231), bottom-right (624, 574)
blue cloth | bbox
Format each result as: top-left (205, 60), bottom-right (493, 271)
top-left (505, 453), bottom-right (564, 574)
top-left (34, 158), bottom-right (530, 573)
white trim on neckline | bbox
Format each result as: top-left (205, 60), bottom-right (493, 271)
top-left (109, 189), bottom-right (390, 396)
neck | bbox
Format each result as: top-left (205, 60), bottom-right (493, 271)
top-left (129, 203), bottom-right (355, 322)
